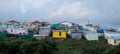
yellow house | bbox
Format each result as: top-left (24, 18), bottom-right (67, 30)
top-left (108, 38), bottom-right (120, 45)
top-left (52, 30), bottom-right (66, 39)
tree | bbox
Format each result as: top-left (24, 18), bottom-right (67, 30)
top-left (0, 41), bottom-right (9, 54)
top-left (7, 40), bottom-right (24, 54)
top-left (20, 41), bottom-right (40, 54)
top-left (39, 39), bottom-right (58, 54)
top-left (20, 38), bottom-right (58, 54)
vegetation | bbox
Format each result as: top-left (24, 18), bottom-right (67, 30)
top-left (0, 38), bottom-right (58, 54)
top-left (0, 36), bottom-right (120, 54)
top-left (55, 37), bottom-right (113, 54)
top-left (103, 44), bottom-right (120, 54)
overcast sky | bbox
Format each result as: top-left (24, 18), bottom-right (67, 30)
top-left (0, 0), bottom-right (120, 28)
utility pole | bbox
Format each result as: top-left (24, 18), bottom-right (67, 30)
top-left (88, 20), bottom-right (89, 25)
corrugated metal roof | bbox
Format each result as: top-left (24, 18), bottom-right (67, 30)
top-left (111, 36), bottom-right (120, 40)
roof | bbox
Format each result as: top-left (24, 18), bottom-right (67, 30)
top-left (32, 21), bottom-right (41, 24)
top-left (83, 30), bottom-right (97, 34)
top-left (107, 32), bottom-right (119, 34)
top-left (7, 20), bottom-right (19, 23)
top-left (97, 29), bottom-right (104, 33)
top-left (110, 36), bottom-right (120, 40)
top-left (6, 20), bottom-right (20, 25)
top-left (52, 30), bottom-right (66, 32)
top-left (33, 34), bottom-right (46, 37)
top-left (53, 24), bottom-right (61, 28)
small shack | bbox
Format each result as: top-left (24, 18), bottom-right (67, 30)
top-left (71, 31), bottom-right (82, 39)
top-left (52, 30), bottom-right (66, 39)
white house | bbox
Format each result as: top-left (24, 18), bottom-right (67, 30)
top-left (39, 25), bottom-right (51, 37)
top-left (83, 24), bottom-right (100, 33)
top-left (83, 31), bottom-right (98, 40)
top-left (104, 32), bottom-right (120, 39)
top-left (60, 21), bottom-right (73, 28)
top-left (84, 26), bottom-right (97, 32)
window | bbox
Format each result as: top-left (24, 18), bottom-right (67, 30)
top-left (59, 32), bottom-right (61, 36)
top-left (11, 29), bottom-right (13, 32)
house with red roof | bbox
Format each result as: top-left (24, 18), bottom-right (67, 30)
top-left (31, 21), bottom-right (50, 29)
top-left (6, 20), bottom-right (28, 35)
top-left (32, 21), bottom-right (41, 24)
top-left (31, 21), bottom-right (42, 29)
top-left (6, 20), bottom-right (20, 28)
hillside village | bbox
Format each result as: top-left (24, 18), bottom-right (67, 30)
top-left (0, 20), bottom-right (120, 46)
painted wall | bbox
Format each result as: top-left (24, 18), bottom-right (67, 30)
top-left (7, 28), bottom-right (28, 35)
top-left (52, 30), bottom-right (66, 39)
top-left (71, 32), bottom-right (81, 39)
top-left (108, 38), bottom-right (120, 45)
top-left (85, 33), bottom-right (98, 40)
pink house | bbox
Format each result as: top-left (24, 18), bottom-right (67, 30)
top-left (7, 28), bottom-right (28, 35)
top-left (6, 20), bottom-right (28, 35)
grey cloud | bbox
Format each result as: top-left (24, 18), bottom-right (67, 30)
top-left (0, 0), bottom-right (120, 28)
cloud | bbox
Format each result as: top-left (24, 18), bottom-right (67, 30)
top-left (0, 0), bottom-right (18, 14)
top-left (50, 1), bottom-right (95, 19)
top-left (0, 0), bottom-right (120, 28)
top-left (0, 0), bottom-right (55, 21)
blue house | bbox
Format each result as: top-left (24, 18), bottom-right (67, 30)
top-left (97, 29), bottom-right (104, 33)
top-left (52, 24), bottom-right (61, 29)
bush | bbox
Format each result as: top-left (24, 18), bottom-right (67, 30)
top-left (0, 38), bottom-right (58, 54)
top-left (39, 39), bottom-right (58, 54)
top-left (104, 44), bottom-right (120, 54)
top-left (20, 41), bottom-right (40, 54)
top-left (20, 39), bottom-right (58, 54)
top-left (0, 41), bottom-right (9, 54)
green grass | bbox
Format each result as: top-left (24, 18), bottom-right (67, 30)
top-left (54, 37), bottom-right (113, 54)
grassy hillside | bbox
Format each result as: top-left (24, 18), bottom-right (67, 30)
top-left (0, 36), bottom-right (115, 54)
top-left (54, 37), bottom-right (113, 54)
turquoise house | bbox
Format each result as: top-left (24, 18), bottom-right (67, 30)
top-left (52, 24), bottom-right (61, 29)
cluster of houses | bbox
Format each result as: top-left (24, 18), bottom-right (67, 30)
top-left (1, 20), bottom-right (120, 45)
